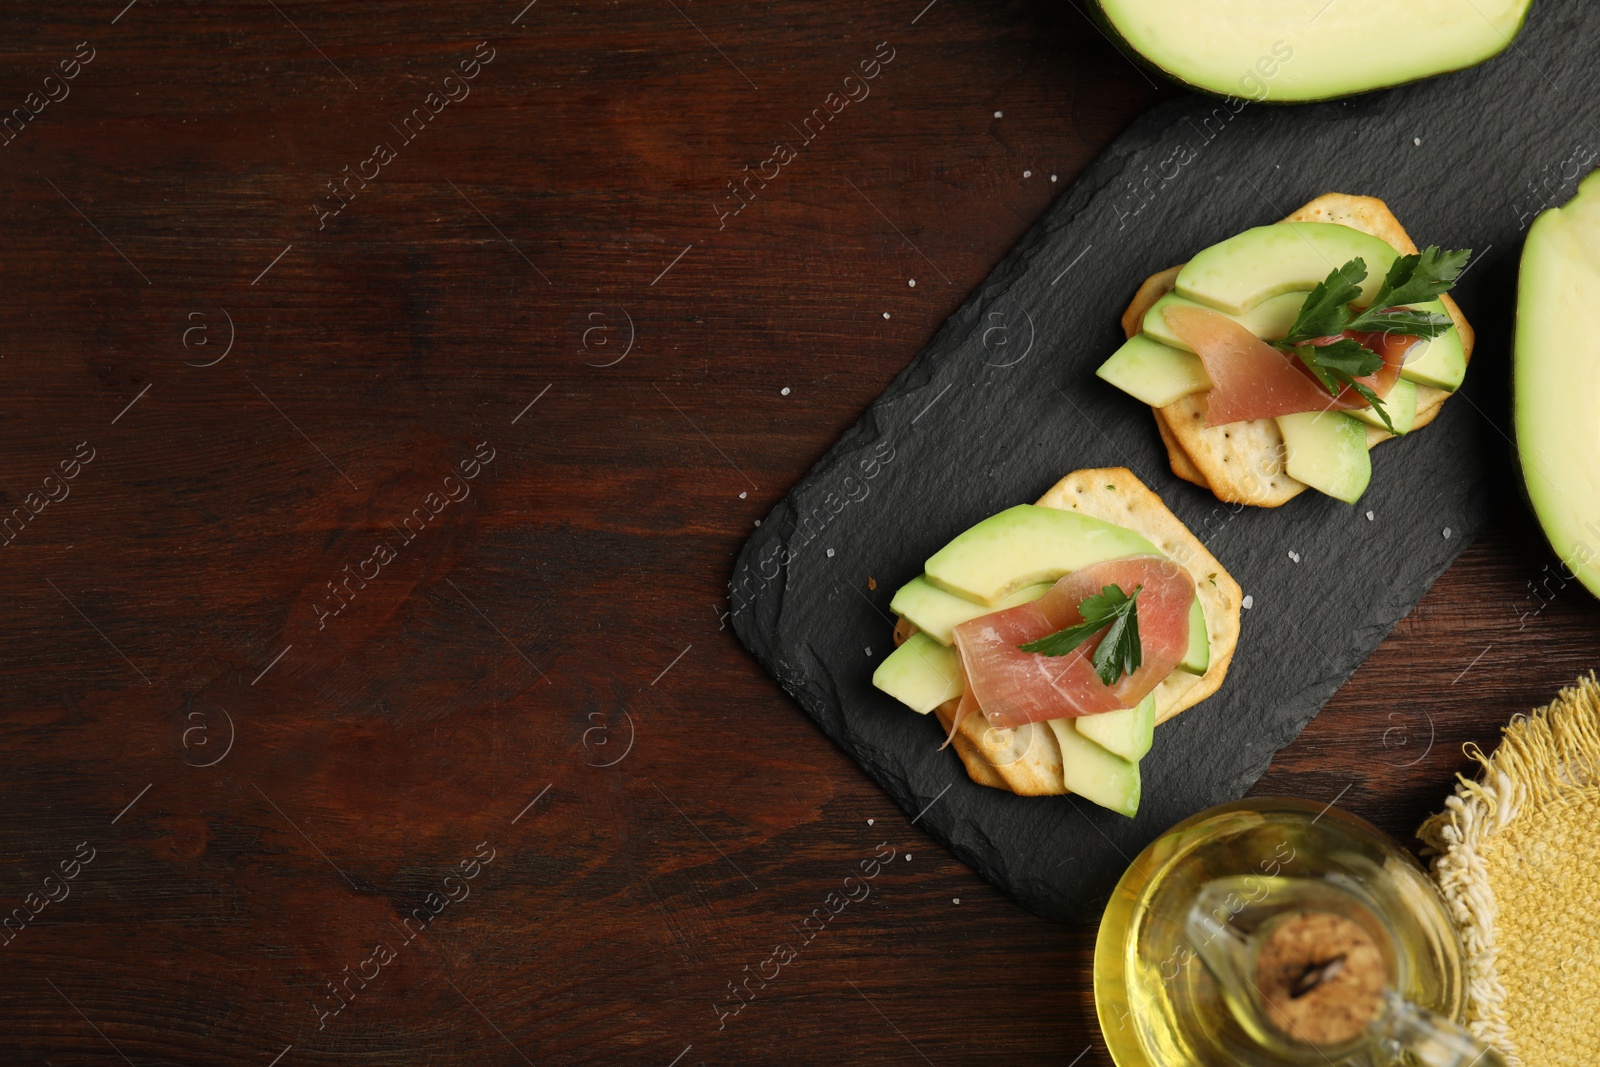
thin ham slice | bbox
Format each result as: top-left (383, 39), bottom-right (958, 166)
top-left (952, 556), bottom-right (1195, 729)
top-left (1165, 305), bottom-right (1419, 428)
top-left (1165, 305), bottom-right (1354, 426)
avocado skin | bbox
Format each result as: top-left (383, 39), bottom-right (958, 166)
top-left (1086, 1), bottom-right (1534, 105)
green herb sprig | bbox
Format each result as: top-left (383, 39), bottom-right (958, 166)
top-left (1018, 583), bottom-right (1143, 686)
top-left (1274, 246), bottom-right (1471, 433)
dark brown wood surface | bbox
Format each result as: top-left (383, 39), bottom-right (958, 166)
top-left (2, 2), bottom-right (1595, 1064)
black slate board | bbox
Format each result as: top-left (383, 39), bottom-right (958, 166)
top-left (730, 0), bottom-right (1593, 921)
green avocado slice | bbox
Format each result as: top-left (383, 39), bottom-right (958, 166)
top-left (1047, 718), bottom-right (1141, 818)
top-left (1074, 692), bottom-right (1156, 763)
top-left (1514, 170), bottom-right (1600, 600)
top-left (871, 633), bottom-right (962, 714)
top-left (1096, 334), bottom-right (1211, 408)
top-left (1092, 0), bottom-right (1532, 104)
top-left (1278, 410), bottom-right (1371, 504)
top-left (923, 505), bottom-right (1158, 605)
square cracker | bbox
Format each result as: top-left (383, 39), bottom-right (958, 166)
top-left (927, 466), bottom-right (1243, 794)
top-left (1122, 194), bottom-right (1475, 506)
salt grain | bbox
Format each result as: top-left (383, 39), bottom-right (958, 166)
top-left (1023, 169), bottom-right (1031, 178)
top-left (908, 279), bottom-right (916, 287)
top-left (1288, 550), bottom-right (1301, 563)
top-left (826, 548), bottom-right (835, 558)
top-left (1243, 595), bottom-right (1254, 610)
top-left (1443, 527), bottom-right (1452, 539)
top-left (994, 110), bottom-right (1003, 118)
top-left (1366, 511), bottom-right (1375, 521)
top-left (780, 386), bottom-right (791, 395)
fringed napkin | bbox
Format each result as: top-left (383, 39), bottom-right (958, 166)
top-left (1418, 674), bottom-right (1600, 1067)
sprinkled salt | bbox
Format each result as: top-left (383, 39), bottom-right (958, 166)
top-left (826, 548), bottom-right (835, 558)
top-left (1243, 595), bottom-right (1254, 610)
top-left (1023, 169), bottom-right (1032, 178)
top-left (780, 386), bottom-right (790, 395)
top-left (908, 279), bottom-right (916, 287)
top-left (1288, 550), bottom-right (1301, 563)
top-left (1366, 511), bottom-right (1375, 521)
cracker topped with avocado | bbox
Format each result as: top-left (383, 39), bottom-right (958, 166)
top-left (871, 468), bottom-right (1241, 818)
top-left (1097, 194), bottom-right (1475, 507)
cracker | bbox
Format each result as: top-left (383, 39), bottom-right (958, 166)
top-left (1121, 264), bottom-right (1182, 340)
top-left (935, 701), bottom-right (1066, 796)
top-left (1155, 407), bottom-right (1209, 487)
top-left (1141, 193), bottom-right (1475, 507)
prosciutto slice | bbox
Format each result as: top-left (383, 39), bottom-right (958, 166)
top-left (1164, 305), bottom-right (1417, 427)
top-left (952, 556), bottom-right (1195, 729)
top-left (1165, 305), bottom-right (1354, 426)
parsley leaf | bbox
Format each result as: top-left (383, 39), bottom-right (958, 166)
top-left (1345, 307), bottom-right (1454, 339)
top-left (1349, 246), bottom-right (1471, 327)
top-left (1018, 583), bottom-right (1143, 686)
top-left (1282, 258), bottom-right (1366, 346)
top-left (1273, 245), bottom-right (1469, 433)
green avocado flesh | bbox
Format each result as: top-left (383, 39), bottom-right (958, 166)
top-left (1097, 335), bottom-right (1211, 408)
top-left (871, 633), bottom-right (962, 714)
top-left (1348, 376), bottom-right (1417, 434)
top-left (1514, 171), bottom-right (1600, 600)
top-left (1093, 0), bottom-right (1532, 103)
top-left (924, 505), bottom-right (1159, 605)
top-left (1075, 693), bottom-right (1156, 762)
top-left (889, 577), bottom-right (1054, 645)
top-left (1278, 410), bottom-right (1371, 504)
top-left (1141, 290), bottom-right (1305, 352)
top-left (1048, 719), bottom-right (1141, 818)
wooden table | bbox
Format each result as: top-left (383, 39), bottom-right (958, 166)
top-left (3, 2), bottom-right (1594, 1063)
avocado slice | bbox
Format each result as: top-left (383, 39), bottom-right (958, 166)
top-left (871, 632), bottom-right (963, 714)
top-left (1096, 334), bottom-right (1210, 408)
top-left (1176, 222), bottom-right (1466, 391)
top-left (1047, 718), bottom-right (1141, 818)
top-left (1277, 410), bottom-right (1371, 504)
top-left (1181, 597), bottom-right (1208, 675)
top-left (1074, 692), bottom-right (1156, 763)
top-left (1092, 0), bottom-right (1532, 104)
top-left (923, 505), bottom-right (1159, 605)
top-left (1514, 170), bottom-right (1600, 600)
top-left (1140, 290), bottom-right (1305, 352)
top-left (889, 577), bottom-right (1054, 645)
top-left (1346, 376), bottom-right (1418, 435)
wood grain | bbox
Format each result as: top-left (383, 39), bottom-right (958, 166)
top-left (0, 1), bottom-right (1591, 1064)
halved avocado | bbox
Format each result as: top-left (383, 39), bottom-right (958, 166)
top-left (1092, 0), bottom-right (1533, 104)
top-left (1514, 170), bottom-right (1600, 599)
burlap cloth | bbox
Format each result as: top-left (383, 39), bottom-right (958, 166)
top-left (1418, 674), bottom-right (1600, 1067)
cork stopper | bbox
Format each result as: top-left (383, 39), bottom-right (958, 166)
top-left (1254, 911), bottom-right (1387, 1048)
